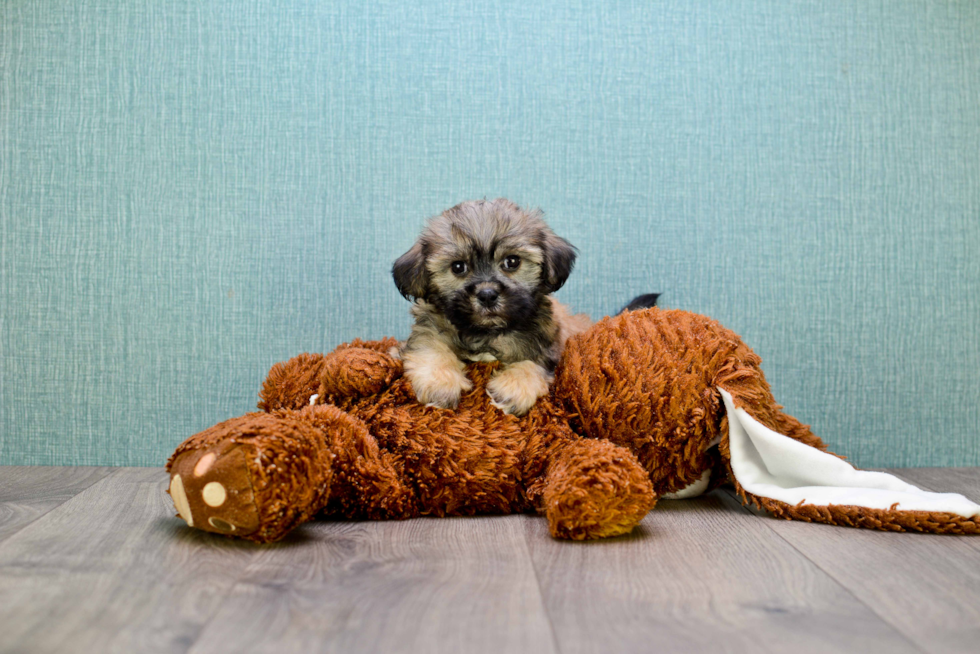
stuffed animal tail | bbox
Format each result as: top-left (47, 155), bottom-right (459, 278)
top-left (717, 387), bottom-right (980, 534)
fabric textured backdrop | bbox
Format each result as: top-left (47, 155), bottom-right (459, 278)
top-left (1, 1), bottom-right (978, 468)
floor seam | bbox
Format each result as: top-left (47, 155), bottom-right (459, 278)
top-left (520, 515), bottom-right (564, 654)
top-left (719, 486), bottom-right (931, 654)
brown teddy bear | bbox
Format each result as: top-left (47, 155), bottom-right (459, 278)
top-left (167, 308), bottom-right (980, 543)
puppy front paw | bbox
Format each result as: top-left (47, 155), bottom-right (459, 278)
top-left (415, 370), bottom-right (473, 409)
top-left (487, 361), bottom-right (552, 416)
top-left (403, 350), bottom-right (473, 409)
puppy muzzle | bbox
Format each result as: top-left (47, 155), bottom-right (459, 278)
top-left (476, 287), bottom-right (499, 308)
top-left (471, 281), bottom-right (504, 309)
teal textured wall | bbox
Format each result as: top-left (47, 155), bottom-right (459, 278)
top-left (2, 1), bottom-right (978, 468)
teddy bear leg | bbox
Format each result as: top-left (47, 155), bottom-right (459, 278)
top-left (301, 404), bottom-right (419, 521)
top-left (542, 439), bottom-right (656, 540)
top-left (167, 411), bottom-right (336, 543)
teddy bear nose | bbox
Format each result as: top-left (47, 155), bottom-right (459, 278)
top-left (476, 288), bottom-right (499, 307)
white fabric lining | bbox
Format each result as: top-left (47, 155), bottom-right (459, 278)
top-left (661, 469), bottom-right (712, 499)
top-left (719, 388), bottom-right (980, 517)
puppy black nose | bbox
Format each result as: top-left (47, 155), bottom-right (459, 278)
top-left (476, 288), bottom-right (499, 307)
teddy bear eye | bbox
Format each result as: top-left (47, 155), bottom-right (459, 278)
top-left (451, 261), bottom-right (468, 276)
top-left (502, 255), bottom-right (521, 271)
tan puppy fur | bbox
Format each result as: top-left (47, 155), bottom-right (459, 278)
top-left (486, 360), bottom-right (553, 416)
top-left (400, 332), bottom-right (474, 409)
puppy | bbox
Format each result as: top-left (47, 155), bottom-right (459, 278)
top-left (618, 293), bottom-right (660, 314)
top-left (392, 198), bottom-right (592, 416)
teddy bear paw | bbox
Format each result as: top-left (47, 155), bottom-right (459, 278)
top-left (168, 443), bottom-right (261, 538)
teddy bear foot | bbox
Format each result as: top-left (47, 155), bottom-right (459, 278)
top-left (168, 442), bottom-right (262, 538)
top-left (167, 411), bottom-right (337, 543)
top-left (543, 440), bottom-right (656, 540)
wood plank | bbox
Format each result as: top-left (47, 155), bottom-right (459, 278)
top-left (722, 468), bottom-right (980, 654)
top-left (525, 491), bottom-right (919, 654)
top-left (0, 467), bottom-right (262, 654)
top-left (890, 467), bottom-right (980, 558)
top-left (2, 466), bottom-right (974, 653)
top-left (889, 467), bottom-right (980, 503)
top-left (188, 516), bottom-right (557, 654)
top-left (0, 466), bottom-right (113, 544)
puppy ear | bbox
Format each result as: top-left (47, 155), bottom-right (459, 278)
top-left (541, 231), bottom-right (577, 293)
top-left (392, 241), bottom-right (429, 300)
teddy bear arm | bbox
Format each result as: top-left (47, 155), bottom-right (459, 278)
top-left (539, 438), bottom-right (656, 540)
top-left (257, 339), bottom-right (403, 412)
top-left (521, 417), bottom-right (577, 505)
top-left (316, 345), bottom-right (403, 403)
top-left (258, 352), bottom-right (330, 412)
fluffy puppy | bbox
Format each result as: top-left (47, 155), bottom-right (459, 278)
top-left (393, 198), bottom-right (591, 416)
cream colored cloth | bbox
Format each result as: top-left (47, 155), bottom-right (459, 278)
top-left (718, 388), bottom-right (980, 517)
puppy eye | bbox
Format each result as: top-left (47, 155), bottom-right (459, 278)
top-left (502, 255), bottom-right (521, 271)
top-left (450, 261), bottom-right (468, 276)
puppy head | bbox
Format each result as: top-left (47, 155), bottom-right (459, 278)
top-left (392, 198), bottom-right (577, 330)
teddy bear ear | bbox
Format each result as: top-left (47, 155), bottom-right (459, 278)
top-left (392, 240), bottom-right (430, 300)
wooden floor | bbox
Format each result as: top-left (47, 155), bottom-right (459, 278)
top-left (0, 467), bottom-right (978, 653)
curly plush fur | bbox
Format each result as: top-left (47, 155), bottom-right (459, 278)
top-left (169, 337), bottom-right (656, 542)
top-left (167, 308), bottom-right (980, 543)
